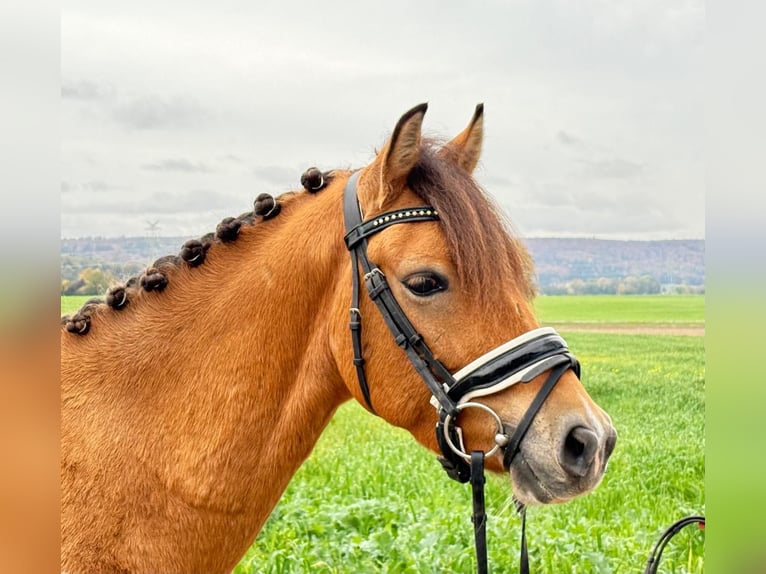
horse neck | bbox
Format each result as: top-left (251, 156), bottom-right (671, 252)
top-left (66, 185), bottom-right (354, 543)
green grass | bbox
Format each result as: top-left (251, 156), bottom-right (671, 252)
top-left (61, 295), bottom-right (97, 316)
top-left (534, 294), bottom-right (704, 324)
top-left (235, 332), bottom-right (704, 573)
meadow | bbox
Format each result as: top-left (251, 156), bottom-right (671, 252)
top-left (60, 295), bottom-right (705, 573)
top-left (533, 294), bottom-right (704, 325)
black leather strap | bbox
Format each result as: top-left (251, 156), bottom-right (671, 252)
top-left (342, 171), bottom-right (457, 417)
top-left (503, 357), bottom-right (575, 470)
top-left (470, 451), bottom-right (488, 574)
top-left (519, 505), bottom-right (529, 574)
top-left (643, 515), bottom-right (705, 574)
top-left (343, 172), bottom-right (375, 412)
top-left (435, 427), bottom-right (472, 483)
top-left (345, 206), bottom-right (439, 249)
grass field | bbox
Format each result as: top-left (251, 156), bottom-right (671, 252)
top-left (232, 331), bottom-right (704, 574)
top-left (534, 294), bottom-right (704, 324)
top-left (60, 294), bottom-right (705, 572)
top-left (61, 295), bottom-right (98, 316)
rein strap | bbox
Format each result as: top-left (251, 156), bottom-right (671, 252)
top-left (470, 451), bottom-right (488, 574)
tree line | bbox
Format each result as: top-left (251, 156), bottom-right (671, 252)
top-left (541, 275), bottom-right (704, 296)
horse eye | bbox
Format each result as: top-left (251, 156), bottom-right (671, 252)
top-left (403, 273), bottom-right (448, 297)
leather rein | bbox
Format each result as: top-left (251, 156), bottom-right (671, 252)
top-left (342, 170), bottom-right (580, 574)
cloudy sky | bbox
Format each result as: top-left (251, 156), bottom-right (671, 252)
top-left (61, 0), bottom-right (704, 240)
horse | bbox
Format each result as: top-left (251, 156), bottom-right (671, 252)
top-left (61, 103), bottom-right (617, 573)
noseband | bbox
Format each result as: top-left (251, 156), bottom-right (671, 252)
top-left (342, 171), bottom-right (580, 573)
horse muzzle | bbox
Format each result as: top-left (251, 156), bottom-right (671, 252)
top-left (435, 327), bottom-right (616, 500)
top-left (505, 419), bottom-right (617, 505)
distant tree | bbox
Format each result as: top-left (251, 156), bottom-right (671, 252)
top-left (672, 284), bottom-right (705, 295)
top-left (62, 278), bottom-right (86, 296)
top-left (617, 275), bottom-right (661, 295)
top-left (594, 277), bottom-right (619, 294)
top-left (81, 268), bottom-right (117, 295)
top-left (543, 284), bottom-right (569, 295)
top-left (566, 279), bottom-right (585, 295)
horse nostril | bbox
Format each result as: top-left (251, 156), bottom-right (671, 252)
top-left (560, 426), bottom-right (599, 478)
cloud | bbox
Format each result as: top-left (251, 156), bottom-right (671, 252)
top-left (60, 180), bottom-right (128, 194)
top-left (577, 157), bottom-right (647, 180)
top-left (61, 188), bottom-right (242, 215)
top-left (500, 198), bottom-right (689, 239)
top-left (557, 130), bottom-right (584, 147)
top-left (218, 154), bottom-right (245, 164)
top-left (61, 79), bottom-right (113, 101)
top-left (111, 95), bottom-right (209, 130)
top-left (252, 164), bottom-right (301, 187)
top-left (59, 0), bottom-right (703, 240)
top-left (82, 180), bottom-right (127, 193)
top-left (142, 158), bottom-right (216, 173)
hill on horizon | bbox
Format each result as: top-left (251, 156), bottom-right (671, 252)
top-left (522, 237), bottom-right (704, 289)
top-left (60, 235), bottom-right (705, 295)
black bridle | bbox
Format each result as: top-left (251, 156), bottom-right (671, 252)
top-left (342, 171), bottom-right (581, 573)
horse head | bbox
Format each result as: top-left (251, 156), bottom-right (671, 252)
top-left (330, 103), bottom-right (616, 505)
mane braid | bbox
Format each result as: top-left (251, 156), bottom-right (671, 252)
top-left (62, 186), bottom-right (314, 334)
top-left (406, 141), bottom-right (536, 305)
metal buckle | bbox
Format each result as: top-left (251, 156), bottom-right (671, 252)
top-left (363, 268), bottom-right (385, 281)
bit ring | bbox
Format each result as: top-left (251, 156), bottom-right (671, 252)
top-left (442, 401), bottom-right (507, 461)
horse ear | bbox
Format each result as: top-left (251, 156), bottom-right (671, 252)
top-left (440, 103), bottom-right (484, 173)
top-left (362, 103), bottom-right (427, 211)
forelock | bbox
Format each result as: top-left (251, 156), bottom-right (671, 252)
top-left (406, 141), bottom-right (535, 304)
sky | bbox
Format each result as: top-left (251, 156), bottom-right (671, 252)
top-left (61, 0), bottom-right (704, 240)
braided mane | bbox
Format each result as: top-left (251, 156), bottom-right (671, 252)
top-left (61, 172), bottom-right (330, 335)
